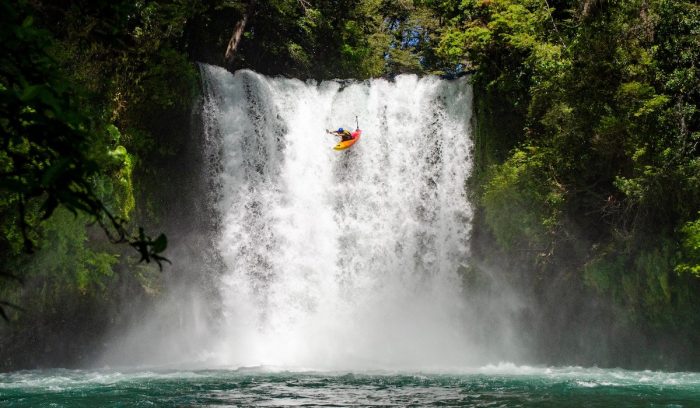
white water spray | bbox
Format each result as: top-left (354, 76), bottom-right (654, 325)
top-left (199, 65), bottom-right (485, 370)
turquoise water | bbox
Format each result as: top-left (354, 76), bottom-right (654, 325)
top-left (1, 365), bottom-right (699, 407)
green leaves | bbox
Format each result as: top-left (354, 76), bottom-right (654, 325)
top-left (443, 0), bottom-right (700, 341)
top-left (130, 229), bottom-right (170, 270)
top-left (1, 0), bottom-right (169, 277)
top-left (677, 216), bottom-right (700, 277)
top-left (482, 147), bottom-right (562, 253)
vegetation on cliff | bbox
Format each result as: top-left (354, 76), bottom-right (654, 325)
top-left (432, 0), bottom-right (700, 367)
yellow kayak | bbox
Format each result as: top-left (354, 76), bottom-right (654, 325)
top-left (333, 129), bottom-right (362, 150)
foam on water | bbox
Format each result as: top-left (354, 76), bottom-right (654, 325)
top-left (3, 365), bottom-right (700, 389)
top-left (4, 367), bottom-right (700, 408)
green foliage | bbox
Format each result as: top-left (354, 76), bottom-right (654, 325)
top-left (44, 0), bottom-right (200, 154)
top-left (431, 0), bottom-right (700, 358)
top-left (212, 0), bottom-right (456, 78)
top-left (483, 147), bottom-right (563, 254)
top-left (677, 216), bottom-right (700, 277)
top-left (0, 3), bottom-right (104, 251)
top-left (31, 209), bottom-right (118, 295)
top-left (0, 0), bottom-right (184, 324)
top-left (226, 0), bottom-right (390, 78)
top-left (0, 209), bottom-right (117, 319)
top-left (584, 238), bottom-right (700, 330)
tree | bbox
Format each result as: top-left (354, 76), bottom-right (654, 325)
top-left (0, 1), bottom-right (168, 320)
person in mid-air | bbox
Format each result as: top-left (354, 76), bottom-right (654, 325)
top-left (327, 127), bottom-right (354, 141)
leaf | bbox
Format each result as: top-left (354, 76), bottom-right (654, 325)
top-left (106, 124), bottom-right (121, 144)
top-left (21, 15), bottom-right (33, 28)
top-left (152, 233), bottom-right (167, 254)
top-left (20, 85), bottom-right (42, 102)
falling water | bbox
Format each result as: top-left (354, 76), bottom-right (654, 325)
top-left (199, 65), bottom-right (482, 370)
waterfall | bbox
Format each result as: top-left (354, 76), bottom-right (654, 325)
top-left (199, 65), bottom-right (481, 370)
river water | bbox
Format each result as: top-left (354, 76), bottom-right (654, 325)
top-left (2, 365), bottom-right (699, 407)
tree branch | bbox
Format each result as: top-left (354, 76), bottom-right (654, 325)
top-left (224, 0), bottom-right (257, 66)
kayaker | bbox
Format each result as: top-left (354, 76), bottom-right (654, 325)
top-left (326, 127), bottom-right (354, 142)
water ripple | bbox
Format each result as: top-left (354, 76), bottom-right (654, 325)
top-left (1, 367), bottom-right (700, 407)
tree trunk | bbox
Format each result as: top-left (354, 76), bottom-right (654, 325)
top-left (224, 1), bottom-right (256, 66)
